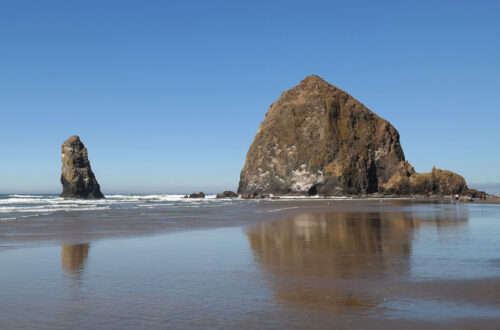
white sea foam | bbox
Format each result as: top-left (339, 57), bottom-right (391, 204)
top-left (267, 206), bottom-right (300, 213)
top-left (0, 194), bottom-right (227, 217)
top-left (0, 198), bottom-right (48, 205)
top-left (0, 193), bottom-right (350, 221)
top-left (105, 194), bottom-right (218, 202)
top-left (0, 205), bottom-right (110, 213)
top-left (277, 195), bottom-right (350, 200)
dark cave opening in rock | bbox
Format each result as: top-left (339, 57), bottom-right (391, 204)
top-left (367, 161), bottom-right (379, 194)
top-left (307, 185), bottom-right (318, 196)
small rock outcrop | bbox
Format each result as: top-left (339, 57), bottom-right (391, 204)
top-left (216, 191), bottom-right (238, 198)
top-left (60, 135), bottom-right (104, 199)
top-left (240, 193), bottom-right (279, 199)
top-left (241, 193), bottom-right (268, 199)
top-left (238, 75), bottom-right (468, 196)
top-left (379, 165), bottom-right (468, 196)
top-left (188, 192), bottom-right (205, 198)
top-left (465, 188), bottom-right (487, 198)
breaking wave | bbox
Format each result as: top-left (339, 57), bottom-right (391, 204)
top-left (0, 193), bottom-right (349, 220)
top-left (0, 194), bottom-right (233, 220)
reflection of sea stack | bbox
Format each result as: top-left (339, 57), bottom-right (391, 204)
top-left (247, 212), bottom-right (415, 309)
top-left (247, 210), bottom-right (468, 309)
top-left (238, 75), bottom-right (467, 196)
top-left (61, 243), bottom-right (90, 275)
top-left (60, 135), bottom-right (104, 199)
top-left (248, 212), bottom-right (417, 279)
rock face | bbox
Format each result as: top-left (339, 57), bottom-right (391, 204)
top-left (60, 136), bottom-right (104, 199)
top-left (238, 75), bottom-right (467, 196)
top-left (380, 166), bottom-right (467, 196)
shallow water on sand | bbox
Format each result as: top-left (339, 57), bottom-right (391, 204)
top-left (1, 202), bottom-right (500, 329)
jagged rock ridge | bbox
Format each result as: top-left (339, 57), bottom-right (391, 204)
top-left (238, 75), bottom-right (467, 196)
top-left (60, 135), bottom-right (104, 199)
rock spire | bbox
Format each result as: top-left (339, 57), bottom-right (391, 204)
top-left (60, 135), bottom-right (104, 199)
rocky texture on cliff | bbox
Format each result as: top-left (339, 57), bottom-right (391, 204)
top-left (60, 136), bottom-right (104, 199)
top-left (238, 75), bottom-right (467, 196)
top-left (380, 165), bottom-right (467, 196)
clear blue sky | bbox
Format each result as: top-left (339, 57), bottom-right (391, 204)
top-left (1, 0), bottom-right (499, 194)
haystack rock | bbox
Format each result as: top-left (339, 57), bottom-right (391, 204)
top-left (60, 135), bottom-right (104, 199)
top-left (238, 75), bottom-right (467, 196)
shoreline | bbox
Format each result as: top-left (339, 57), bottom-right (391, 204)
top-left (0, 196), bottom-right (497, 251)
top-left (0, 198), bottom-right (459, 250)
top-left (464, 197), bottom-right (500, 204)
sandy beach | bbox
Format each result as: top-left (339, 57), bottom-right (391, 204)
top-left (1, 198), bottom-right (500, 329)
top-left (469, 197), bottom-right (500, 204)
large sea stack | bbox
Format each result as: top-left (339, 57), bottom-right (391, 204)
top-left (60, 135), bottom-right (104, 199)
top-left (238, 75), bottom-right (467, 196)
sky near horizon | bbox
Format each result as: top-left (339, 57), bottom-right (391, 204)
top-left (1, 1), bottom-right (499, 194)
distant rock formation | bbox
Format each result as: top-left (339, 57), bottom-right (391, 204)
top-left (60, 135), bottom-right (104, 199)
top-left (238, 75), bottom-right (468, 196)
top-left (188, 192), bottom-right (205, 198)
top-left (216, 191), bottom-right (238, 198)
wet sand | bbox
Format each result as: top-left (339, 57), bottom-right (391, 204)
top-left (1, 200), bottom-right (500, 329)
top-left (469, 197), bottom-right (500, 204)
top-left (0, 198), bottom-right (447, 249)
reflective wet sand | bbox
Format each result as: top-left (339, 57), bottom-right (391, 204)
top-left (0, 198), bottom-right (455, 249)
top-left (247, 209), bottom-right (500, 322)
top-left (1, 201), bottom-right (500, 329)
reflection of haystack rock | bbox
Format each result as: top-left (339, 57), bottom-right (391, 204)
top-left (248, 213), bottom-right (416, 279)
top-left (61, 243), bottom-right (89, 275)
top-left (247, 210), bottom-right (467, 310)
